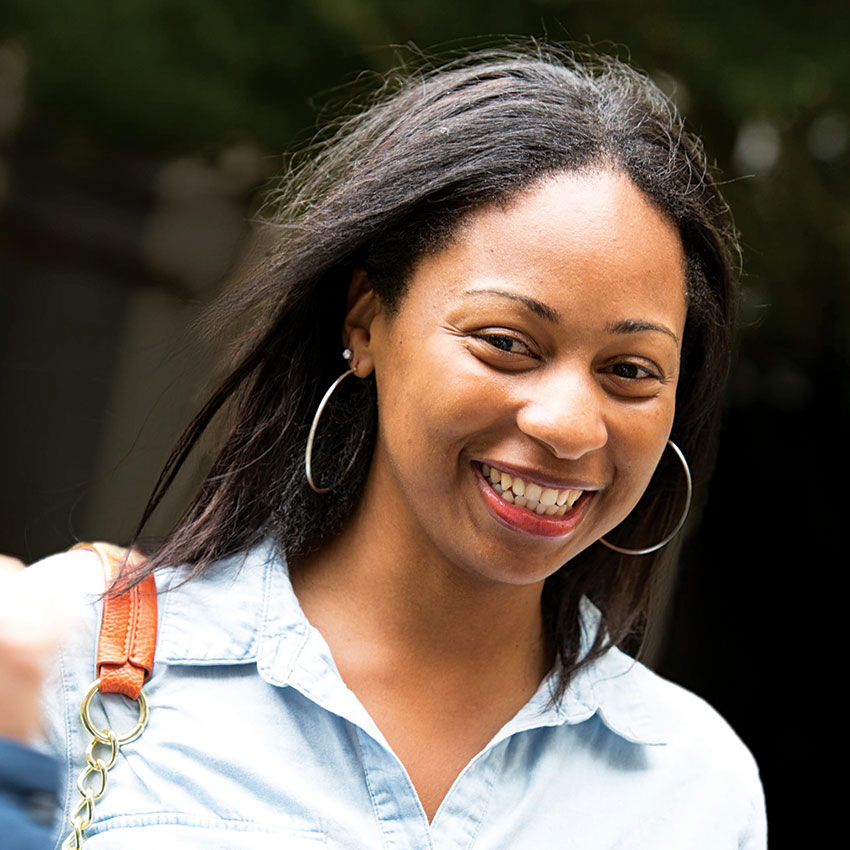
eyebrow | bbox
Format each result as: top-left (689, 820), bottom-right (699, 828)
top-left (464, 288), bottom-right (679, 343)
top-left (606, 318), bottom-right (679, 344)
top-left (463, 288), bottom-right (561, 322)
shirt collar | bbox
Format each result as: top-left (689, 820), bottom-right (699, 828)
top-left (154, 541), bottom-right (666, 746)
top-left (155, 538), bottom-right (299, 666)
top-left (567, 599), bottom-right (668, 745)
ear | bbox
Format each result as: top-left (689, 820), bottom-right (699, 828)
top-left (342, 267), bottom-right (381, 377)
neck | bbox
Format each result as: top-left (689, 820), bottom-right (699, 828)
top-left (290, 476), bottom-right (551, 688)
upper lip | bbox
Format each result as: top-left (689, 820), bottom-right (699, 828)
top-left (475, 459), bottom-right (604, 492)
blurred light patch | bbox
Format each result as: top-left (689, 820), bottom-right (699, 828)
top-left (0, 41), bottom-right (27, 211)
top-left (217, 143), bottom-right (270, 197)
top-left (0, 41), bottom-right (27, 141)
top-left (141, 145), bottom-right (266, 296)
top-left (732, 118), bottom-right (781, 176)
top-left (652, 70), bottom-right (692, 115)
top-left (807, 111), bottom-right (848, 161)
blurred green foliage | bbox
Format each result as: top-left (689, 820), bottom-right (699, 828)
top-left (2, 0), bottom-right (848, 359)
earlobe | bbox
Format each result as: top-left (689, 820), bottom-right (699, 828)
top-left (342, 268), bottom-right (380, 377)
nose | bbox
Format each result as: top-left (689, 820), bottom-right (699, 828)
top-left (515, 369), bottom-right (608, 459)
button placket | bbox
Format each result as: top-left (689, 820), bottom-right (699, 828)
top-left (356, 727), bottom-right (434, 850)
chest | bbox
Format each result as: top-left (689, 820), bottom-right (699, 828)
top-left (348, 676), bottom-right (537, 822)
top-left (55, 662), bottom-right (753, 849)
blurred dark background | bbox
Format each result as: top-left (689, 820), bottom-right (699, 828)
top-left (1, 1), bottom-right (843, 844)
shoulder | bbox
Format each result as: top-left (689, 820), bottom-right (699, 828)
top-left (22, 548), bottom-right (109, 736)
top-left (628, 656), bottom-right (759, 772)
top-left (20, 546), bottom-right (109, 683)
top-left (21, 546), bottom-right (109, 602)
top-left (588, 647), bottom-right (766, 845)
top-left (21, 545), bottom-right (126, 685)
top-left (23, 540), bottom-right (284, 681)
top-left (575, 605), bottom-right (761, 787)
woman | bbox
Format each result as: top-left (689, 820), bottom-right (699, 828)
top-left (2, 47), bottom-right (765, 848)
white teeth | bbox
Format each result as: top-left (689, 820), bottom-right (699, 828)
top-left (481, 464), bottom-right (585, 518)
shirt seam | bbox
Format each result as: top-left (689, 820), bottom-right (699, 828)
top-left (355, 731), bottom-right (393, 850)
top-left (461, 748), bottom-right (496, 850)
top-left (52, 647), bottom-right (73, 850)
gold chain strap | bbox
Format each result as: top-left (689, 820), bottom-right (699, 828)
top-left (62, 679), bottom-right (149, 849)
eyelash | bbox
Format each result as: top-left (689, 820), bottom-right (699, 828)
top-left (475, 332), bottom-right (535, 357)
top-left (604, 362), bottom-right (662, 381)
top-left (473, 332), bottom-right (663, 382)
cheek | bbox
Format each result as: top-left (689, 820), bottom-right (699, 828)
top-left (375, 337), bottom-right (501, 468)
top-left (611, 405), bottom-right (676, 502)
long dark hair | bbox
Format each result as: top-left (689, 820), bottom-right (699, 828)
top-left (127, 45), bottom-right (739, 698)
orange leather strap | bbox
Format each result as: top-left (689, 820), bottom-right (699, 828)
top-left (71, 542), bottom-right (157, 699)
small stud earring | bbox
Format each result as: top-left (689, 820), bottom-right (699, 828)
top-left (342, 348), bottom-right (357, 373)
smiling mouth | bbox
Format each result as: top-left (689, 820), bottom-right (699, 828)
top-left (478, 463), bottom-right (588, 517)
top-left (473, 461), bottom-right (593, 539)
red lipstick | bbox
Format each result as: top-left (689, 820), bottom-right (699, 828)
top-left (473, 463), bottom-right (593, 539)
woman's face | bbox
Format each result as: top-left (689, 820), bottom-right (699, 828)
top-left (352, 169), bottom-right (688, 588)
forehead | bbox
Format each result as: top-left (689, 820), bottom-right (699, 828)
top-left (400, 169), bottom-right (688, 334)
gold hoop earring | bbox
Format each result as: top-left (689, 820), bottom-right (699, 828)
top-left (599, 440), bottom-right (692, 556)
top-left (305, 349), bottom-right (366, 494)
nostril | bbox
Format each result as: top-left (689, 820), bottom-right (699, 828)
top-left (516, 399), bottom-right (607, 460)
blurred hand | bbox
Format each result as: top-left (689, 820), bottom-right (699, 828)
top-left (0, 555), bottom-right (68, 742)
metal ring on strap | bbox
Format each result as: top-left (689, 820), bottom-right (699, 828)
top-left (80, 678), bottom-right (149, 746)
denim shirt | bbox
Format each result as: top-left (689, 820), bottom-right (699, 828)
top-left (25, 541), bottom-right (766, 849)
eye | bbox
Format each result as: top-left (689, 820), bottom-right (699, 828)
top-left (464, 330), bottom-right (540, 370)
top-left (480, 333), bottom-right (529, 354)
top-left (600, 359), bottom-right (665, 396)
top-left (469, 328), bottom-right (540, 360)
top-left (610, 362), bottom-right (656, 380)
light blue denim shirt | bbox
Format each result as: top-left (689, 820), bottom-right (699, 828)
top-left (26, 541), bottom-right (766, 849)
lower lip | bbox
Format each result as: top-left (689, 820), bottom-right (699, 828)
top-left (473, 463), bottom-right (593, 539)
